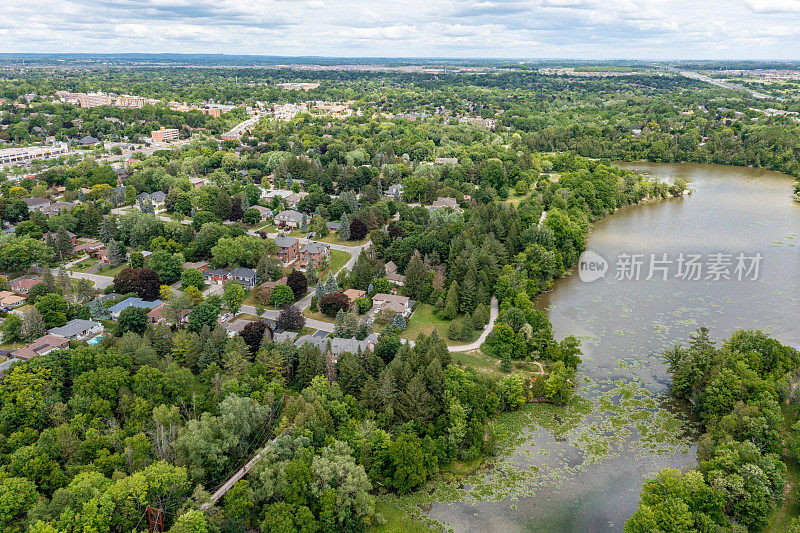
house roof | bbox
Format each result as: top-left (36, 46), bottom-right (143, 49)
top-left (275, 209), bottom-right (305, 222)
top-left (108, 297), bottom-right (162, 314)
top-left (10, 277), bottom-right (42, 291)
top-left (230, 267), bottom-right (256, 279)
top-left (274, 235), bottom-right (299, 248)
top-left (301, 242), bottom-right (329, 254)
top-left (12, 334), bottom-right (69, 360)
top-left (431, 197), bottom-right (459, 209)
top-left (48, 319), bottom-right (102, 338)
top-left (21, 197), bottom-right (51, 208)
top-left (203, 269), bottom-right (231, 278)
top-left (150, 191), bottom-right (166, 203)
top-left (385, 261), bottom-right (398, 274)
top-left (343, 289), bottom-right (366, 302)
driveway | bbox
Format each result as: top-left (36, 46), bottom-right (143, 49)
top-left (51, 268), bottom-right (114, 290)
top-left (448, 297), bottom-right (499, 353)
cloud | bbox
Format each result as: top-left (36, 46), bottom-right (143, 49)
top-left (0, 0), bottom-right (798, 58)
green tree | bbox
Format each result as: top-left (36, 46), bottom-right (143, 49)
top-left (443, 281), bottom-right (459, 320)
top-left (148, 251), bottom-right (184, 285)
top-left (181, 268), bottom-right (205, 291)
top-left (270, 284), bottom-right (295, 308)
top-left (118, 306), bottom-right (148, 334)
top-left (222, 282), bottom-right (245, 316)
top-left (2, 313), bottom-right (22, 343)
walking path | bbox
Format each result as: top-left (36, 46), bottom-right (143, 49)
top-left (447, 297), bottom-right (499, 353)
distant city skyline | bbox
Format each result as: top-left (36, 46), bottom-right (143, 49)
top-left (2, 0), bottom-right (800, 60)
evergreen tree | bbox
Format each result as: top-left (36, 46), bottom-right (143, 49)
top-left (338, 214), bottom-right (350, 241)
top-left (444, 281), bottom-right (459, 320)
top-left (392, 313), bottom-right (407, 331)
top-left (403, 251), bottom-right (426, 300)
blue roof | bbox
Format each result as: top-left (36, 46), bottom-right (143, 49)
top-left (108, 297), bottom-right (162, 314)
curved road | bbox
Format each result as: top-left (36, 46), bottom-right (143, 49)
top-left (448, 297), bottom-right (498, 353)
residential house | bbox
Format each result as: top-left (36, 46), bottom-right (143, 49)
top-left (147, 303), bottom-right (188, 326)
top-left (10, 276), bottom-right (42, 295)
top-left (73, 238), bottom-right (105, 256)
top-left (434, 157), bottom-right (459, 165)
top-left (77, 135), bottom-right (100, 146)
top-left (12, 334), bottom-right (69, 360)
top-left (230, 267), bottom-right (257, 288)
top-left (385, 261), bottom-right (406, 285)
top-left (263, 188), bottom-right (293, 201)
top-left (137, 191), bottom-right (166, 209)
top-left (0, 291), bottom-right (27, 308)
top-left (429, 197), bottom-right (461, 212)
top-left (343, 289), bottom-right (366, 308)
top-left (285, 192), bottom-right (308, 209)
top-left (183, 261), bottom-right (210, 272)
top-left (21, 197), bottom-right (52, 212)
top-left (326, 221), bottom-right (341, 232)
top-left (203, 269), bottom-right (232, 285)
top-left (41, 201), bottom-right (77, 217)
top-left (221, 318), bottom-right (250, 337)
top-left (48, 319), bottom-right (103, 341)
top-left (294, 333), bottom-right (379, 364)
top-left (300, 241), bottom-right (330, 268)
top-left (274, 209), bottom-right (305, 229)
top-left (189, 177), bottom-right (206, 189)
top-left (384, 183), bottom-right (404, 198)
top-left (274, 235), bottom-right (300, 264)
top-left (108, 297), bottom-right (162, 319)
top-left (371, 293), bottom-right (413, 317)
top-left (251, 205), bottom-right (272, 221)
top-left (43, 230), bottom-right (77, 245)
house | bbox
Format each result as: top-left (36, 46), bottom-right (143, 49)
top-left (230, 267), bottom-right (257, 288)
top-left (43, 230), bottom-right (77, 245)
top-left (12, 334), bottom-right (69, 360)
top-left (222, 318), bottom-right (250, 337)
top-left (203, 269), bottom-right (232, 285)
top-left (285, 192), bottom-right (308, 209)
top-left (372, 293), bottom-right (413, 317)
top-left (301, 242), bottom-right (330, 268)
top-left (41, 201), bottom-right (77, 217)
top-left (294, 333), bottom-right (379, 363)
top-left (251, 205), bottom-right (272, 220)
top-left (429, 197), bottom-right (461, 212)
top-left (274, 209), bottom-right (305, 229)
top-left (183, 261), bottom-right (210, 272)
top-left (48, 319), bottom-right (103, 341)
top-left (10, 276), bottom-right (42, 295)
top-left (385, 261), bottom-right (406, 285)
top-left (326, 221), bottom-right (341, 232)
top-left (21, 197), bottom-right (52, 212)
top-left (147, 303), bottom-right (188, 326)
top-left (108, 297), bottom-right (162, 319)
top-left (274, 235), bottom-right (300, 264)
top-left (189, 177), bottom-right (206, 189)
top-left (73, 238), bottom-right (105, 255)
top-left (384, 183), bottom-right (404, 198)
top-left (434, 157), bottom-right (459, 165)
top-left (0, 291), bottom-right (27, 308)
top-left (137, 191), bottom-right (166, 209)
top-left (343, 289), bottom-right (366, 308)
top-left (77, 135), bottom-right (100, 146)
top-left (263, 189), bottom-right (293, 201)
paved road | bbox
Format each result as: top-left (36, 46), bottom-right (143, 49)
top-left (51, 268), bottom-right (114, 290)
top-left (668, 68), bottom-right (778, 100)
top-left (448, 297), bottom-right (498, 353)
top-left (240, 303), bottom-right (334, 332)
top-left (222, 114), bottom-right (263, 138)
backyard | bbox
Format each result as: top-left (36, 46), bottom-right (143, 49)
top-left (399, 303), bottom-right (479, 346)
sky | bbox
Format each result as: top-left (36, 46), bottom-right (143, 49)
top-left (2, 0), bottom-right (800, 59)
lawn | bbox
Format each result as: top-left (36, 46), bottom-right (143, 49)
top-left (68, 257), bottom-right (99, 273)
top-left (316, 234), bottom-right (369, 247)
top-left (328, 249), bottom-right (351, 274)
top-left (368, 496), bottom-right (435, 533)
top-left (400, 304), bottom-right (478, 346)
top-left (95, 263), bottom-right (129, 278)
top-left (302, 308), bottom-right (336, 324)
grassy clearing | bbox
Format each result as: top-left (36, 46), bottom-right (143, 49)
top-left (302, 308), bottom-right (336, 324)
top-left (68, 257), bottom-right (99, 273)
top-left (400, 304), bottom-right (478, 346)
top-left (317, 234), bottom-right (369, 246)
top-left (329, 249), bottom-right (351, 274)
top-left (95, 263), bottom-right (128, 278)
top-left (368, 496), bottom-right (437, 533)
top-left (765, 404), bottom-right (800, 532)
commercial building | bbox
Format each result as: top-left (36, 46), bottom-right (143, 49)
top-left (151, 128), bottom-right (180, 143)
top-left (80, 92), bottom-right (112, 108)
top-left (0, 143), bottom-right (69, 166)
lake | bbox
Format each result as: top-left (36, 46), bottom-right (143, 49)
top-left (426, 163), bottom-right (800, 532)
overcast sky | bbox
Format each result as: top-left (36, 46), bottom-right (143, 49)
top-left (2, 0), bottom-right (800, 59)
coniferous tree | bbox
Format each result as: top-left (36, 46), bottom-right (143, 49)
top-left (444, 281), bottom-right (459, 320)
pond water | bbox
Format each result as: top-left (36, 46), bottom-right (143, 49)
top-left (426, 163), bottom-right (800, 532)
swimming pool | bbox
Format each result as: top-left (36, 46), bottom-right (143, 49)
top-left (86, 337), bottom-right (101, 345)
